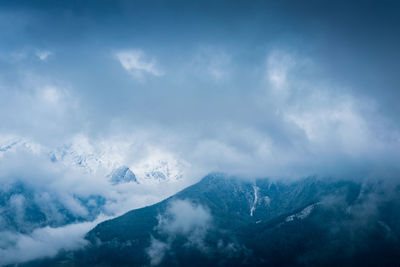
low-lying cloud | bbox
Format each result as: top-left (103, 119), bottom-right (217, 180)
top-left (157, 199), bottom-right (211, 239)
top-left (0, 216), bottom-right (108, 266)
top-left (147, 200), bottom-right (212, 265)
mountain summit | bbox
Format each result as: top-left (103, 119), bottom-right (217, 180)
top-left (108, 166), bottom-right (138, 185)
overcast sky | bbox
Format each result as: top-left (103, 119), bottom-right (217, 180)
top-left (1, 0), bottom-right (400, 180)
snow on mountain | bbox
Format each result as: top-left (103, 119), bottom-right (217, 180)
top-left (50, 136), bottom-right (188, 184)
top-left (0, 136), bottom-right (43, 157)
top-left (130, 149), bottom-right (187, 184)
top-left (108, 166), bottom-right (138, 185)
top-left (0, 134), bottom-right (191, 241)
top-left (250, 185), bottom-right (259, 216)
top-left (285, 203), bottom-right (318, 222)
top-left (0, 134), bottom-right (187, 184)
top-left (49, 135), bottom-right (125, 175)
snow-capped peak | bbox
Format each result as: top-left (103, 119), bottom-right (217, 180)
top-left (129, 148), bottom-right (188, 184)
top-left (0, 134), bottom-right (189, 184)
top-left (108, 166), bottom-right (138, 185)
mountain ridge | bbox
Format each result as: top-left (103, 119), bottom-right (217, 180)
top-left (19, 173), bottom-right (400, 266)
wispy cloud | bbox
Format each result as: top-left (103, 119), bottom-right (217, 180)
top-left (266, 50), bottom-right (295, 94)
top-left (115, 50), bottom-right (164, 80)
top-left (0, 215), bottom-right (108, 266)
top-left (35, 50), bottom-right (52, 61)
top-left (146, 200), bottom-right (212, 265)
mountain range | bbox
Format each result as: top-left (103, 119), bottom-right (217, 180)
top-left (0, 137), bottom-right (184, 184)
top-left (0, 137), bottom-right (186, 238)
top-left (29, 173), bottom-right (400, 266)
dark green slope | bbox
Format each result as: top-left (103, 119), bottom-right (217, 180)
top-left (34, 174), bottom-right (400, 266)
top-left (87, 174), bottom-right (358, 242)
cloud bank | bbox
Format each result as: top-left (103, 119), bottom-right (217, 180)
top-left (147, 200), bottom-right (212, 265)
top-left (0, 216), bottom-right (109, 265)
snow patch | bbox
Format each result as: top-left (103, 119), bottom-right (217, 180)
top-left (250, 185), bottom-right (259, 216)
top-left (285, 203), bottom-right (317, 222)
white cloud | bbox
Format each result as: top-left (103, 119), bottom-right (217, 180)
top-left (266, 50), bottom-right (295, 94)
top-left (284, 93), bottom-right (371, 154)
top-left (0, 215), bottom-right (109, 266)
top-left (115, 50), bottom-right (164, 80)
top-left (0, 76), bottom-right (82, 146)
top-left (146, 200), bottom-right (212, 265)
top-left (35, 50), bottom-right (52, 61)
top-left (146, 236), bottom-right (170, 266)
top-left (41, 86), bottom-right (63, 104)
top-left (131, 147), bottom-right (189, 183)
top-left (157, 200), bottom-right (211, 236)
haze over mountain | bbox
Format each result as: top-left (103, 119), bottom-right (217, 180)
top-left (1, 0), bottom-right (400, 266)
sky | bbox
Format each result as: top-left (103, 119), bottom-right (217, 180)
top-left (1, 0), bottom-right (400, 181)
